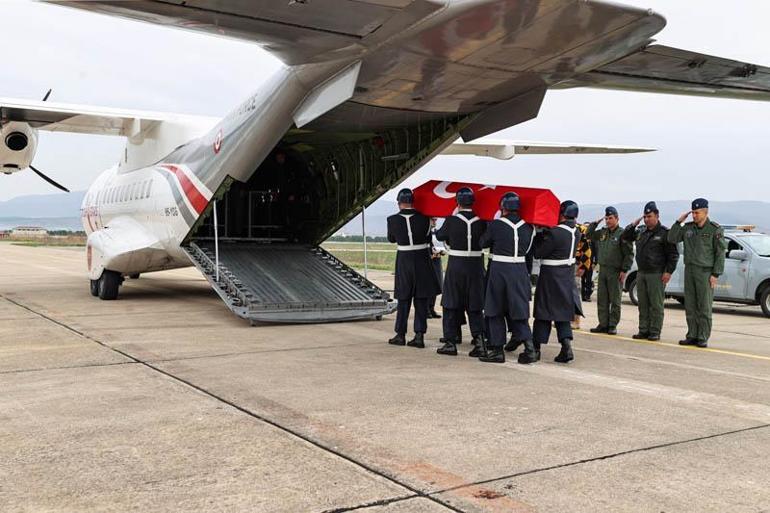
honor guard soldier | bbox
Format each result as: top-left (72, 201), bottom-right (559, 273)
top-left (531, 201), bottom-right (584, 364)
top-left (387, 188), bottom-right (440, 348)
top-left (622, 202), bottom-right (679, 341)
top-left (477, 192), bottom-right (536, 364)
top-left (587, 206), bottom-right (634, 335)
top-left (435, 188), bottom-right (487, 356)
top-left (668, 198), bottom-right (726, 348)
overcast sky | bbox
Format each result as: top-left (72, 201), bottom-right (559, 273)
top-left (2, 0), bottom-right (769, 207)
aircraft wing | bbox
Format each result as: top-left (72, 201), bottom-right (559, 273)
top-left (558, 45), bottom-right (770, 102)
top-left (442, 140), bottom-right (654, 160)
top-left (0, 97), bottom-right (217, 136)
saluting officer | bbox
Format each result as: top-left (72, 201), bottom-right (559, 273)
top-left (531, 201), bottom-right (583, 364)
top-left (668, 198), bottom-right (726, 348)
top-left (387, 188), bottom-right (440, 348)
top-left (435, 188), bottom-right (486, 356)
top-left (588, 206), bottom-right (634, 335)
top-left (621, 201), bottom-right (679, 341)
top-left (478, 192), bottom-right (536, 364)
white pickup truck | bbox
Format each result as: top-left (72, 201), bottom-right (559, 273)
top-left (623, 226), bottom-right (770, 317)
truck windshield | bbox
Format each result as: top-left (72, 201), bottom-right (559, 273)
top-left (739, 234), bottom-right (770, 257)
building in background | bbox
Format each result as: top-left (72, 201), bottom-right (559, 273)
top-left (11, 226), bottom-right (48, 238)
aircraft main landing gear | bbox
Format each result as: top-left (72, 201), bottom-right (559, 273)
top-left (96, 270), bottom-right (122, 300)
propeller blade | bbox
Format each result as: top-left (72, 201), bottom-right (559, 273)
top-left (42, 89), bottom-right (52, 102)
top-left (29, 165), bottom-right (70, 193)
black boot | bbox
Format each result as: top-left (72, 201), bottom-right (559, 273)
top-left (407, 333), bottom-right (425, 348)
top-left (607, 327), bottom-right (618, 335)
top-left (437, 341), bottom-right (457, 356)
top-left (554, 339), bottom-right (574, 364)
top-left (695, 339), bottom-right (708, 348)
top-left (533, 340), bottom-right (542, 362)
top-left (468, 337), bottom-right (486, 357)
top-left (679, 338), bottom-right (697, 346)
top-left (632, 332), bottom-right (649, 340)
top-left (517, 340), bottom-right (538, 364)
top-left (479, 347), bottom-right (505, 363)
top-left (428, 309), bottom-right (442, 319)
top-left (590, 325), bottom-right (608, 333)
top-left (504, 335), bottom-right (523, 353)
top-left (388, 334), bottom-right (406, 346)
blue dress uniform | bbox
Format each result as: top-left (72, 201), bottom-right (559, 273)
top-left (532, 201), bottom-right (583, 363)
top-left (479, 210), bottom-right (535, 363)
top-left (387, 190), bottom-right (440, 348)
top-left (435, 208), bottom-right (486, 354)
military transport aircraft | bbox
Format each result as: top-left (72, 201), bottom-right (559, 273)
top-left (2, 0), bottom-right (770, 325)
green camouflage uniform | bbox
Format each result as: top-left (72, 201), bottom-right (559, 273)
top-left (668, 219), bottom-right (726, 342)
top-left (588, 223), bottom-right (634, 329)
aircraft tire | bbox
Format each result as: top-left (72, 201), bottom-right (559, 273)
top-left (89, 279), bottom-right (99, 297)
top-left (98, 270), bottom-right (121, 300)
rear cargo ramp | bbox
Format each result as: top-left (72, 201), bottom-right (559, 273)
top-left (185, 241), bottom-right (395, 324)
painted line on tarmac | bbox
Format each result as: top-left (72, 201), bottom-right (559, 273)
top-left (511, 360), bottom-right (770, 424)
top-left (578, 330), bottom-right (770, 362)
top-left (573, 347), bottom-right (770, 384)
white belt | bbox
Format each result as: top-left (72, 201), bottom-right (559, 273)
top-left (541, 258), bottom-right (575, 267)
top-left (448, 249), bottom-right (483, 258)
top-left (491, 254), bottom-right (527, 263)
top-left (397, 243), bottom-right (430, 251)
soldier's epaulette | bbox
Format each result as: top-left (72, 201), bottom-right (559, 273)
top-left (709, 220), bottom-right (721, 228)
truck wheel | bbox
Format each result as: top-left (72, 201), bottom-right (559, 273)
top-left (89, 280), bottom-right (99, 297)
top-left (98, 271), bottom-right (121, 300)
top-left (760, 287), bottom-right (770, 318)
top-left (628, 279), bottom-right (638, 306)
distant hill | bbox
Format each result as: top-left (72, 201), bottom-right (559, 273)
top-left (338, 199), bottom-right (770, 236)
top-left (0, 191), bottom-right (85, 218)
top-left (1, 191), bottom-right (766, 236)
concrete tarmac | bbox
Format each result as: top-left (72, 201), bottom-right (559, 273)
top-left (1, 242), bottom-right (769, 513)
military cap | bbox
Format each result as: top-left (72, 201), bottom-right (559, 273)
top-left (605, 206), bottom-right (619, 217)
top-left (692, 198), bottom-right (709, 210)
top-left (397, 188), bottom-right (414, 204)
top-left (560, 200), bottom-right (579, 219)
top-left (456, 187), bottom-right (475, 207)
top-left (500, 192), bottom-right (520, 211)
top-left (644, 201), bottom-right (659, 214)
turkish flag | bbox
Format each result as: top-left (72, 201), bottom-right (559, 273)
top-left (412, 180), bottom-right (561, 227)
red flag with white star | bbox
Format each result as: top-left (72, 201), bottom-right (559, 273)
top-left (412, 180), bottom-right (560, 226)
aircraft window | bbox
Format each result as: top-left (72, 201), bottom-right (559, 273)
top-left (142, 180), bottom-right (148, 199)
top-left (146, 179), bottom-right (153, 198)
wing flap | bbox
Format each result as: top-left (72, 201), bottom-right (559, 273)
top-left (563, 45), bottom-right (770, 101)
top-left (443, 140), bottom-right (654, 160)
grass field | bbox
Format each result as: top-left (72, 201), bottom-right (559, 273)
top-left (6, 235), bottom-right (87, 247)
top-left (2, 237), bottom-right (404, 271)
top-left (321, 241), bottom-right (399, 271)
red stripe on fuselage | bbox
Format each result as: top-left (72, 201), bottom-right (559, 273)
top-left (159, 164), bottom-right (208, 215)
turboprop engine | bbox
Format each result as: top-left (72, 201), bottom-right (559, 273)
top-left (0, 121), bottom-right (37, 174)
